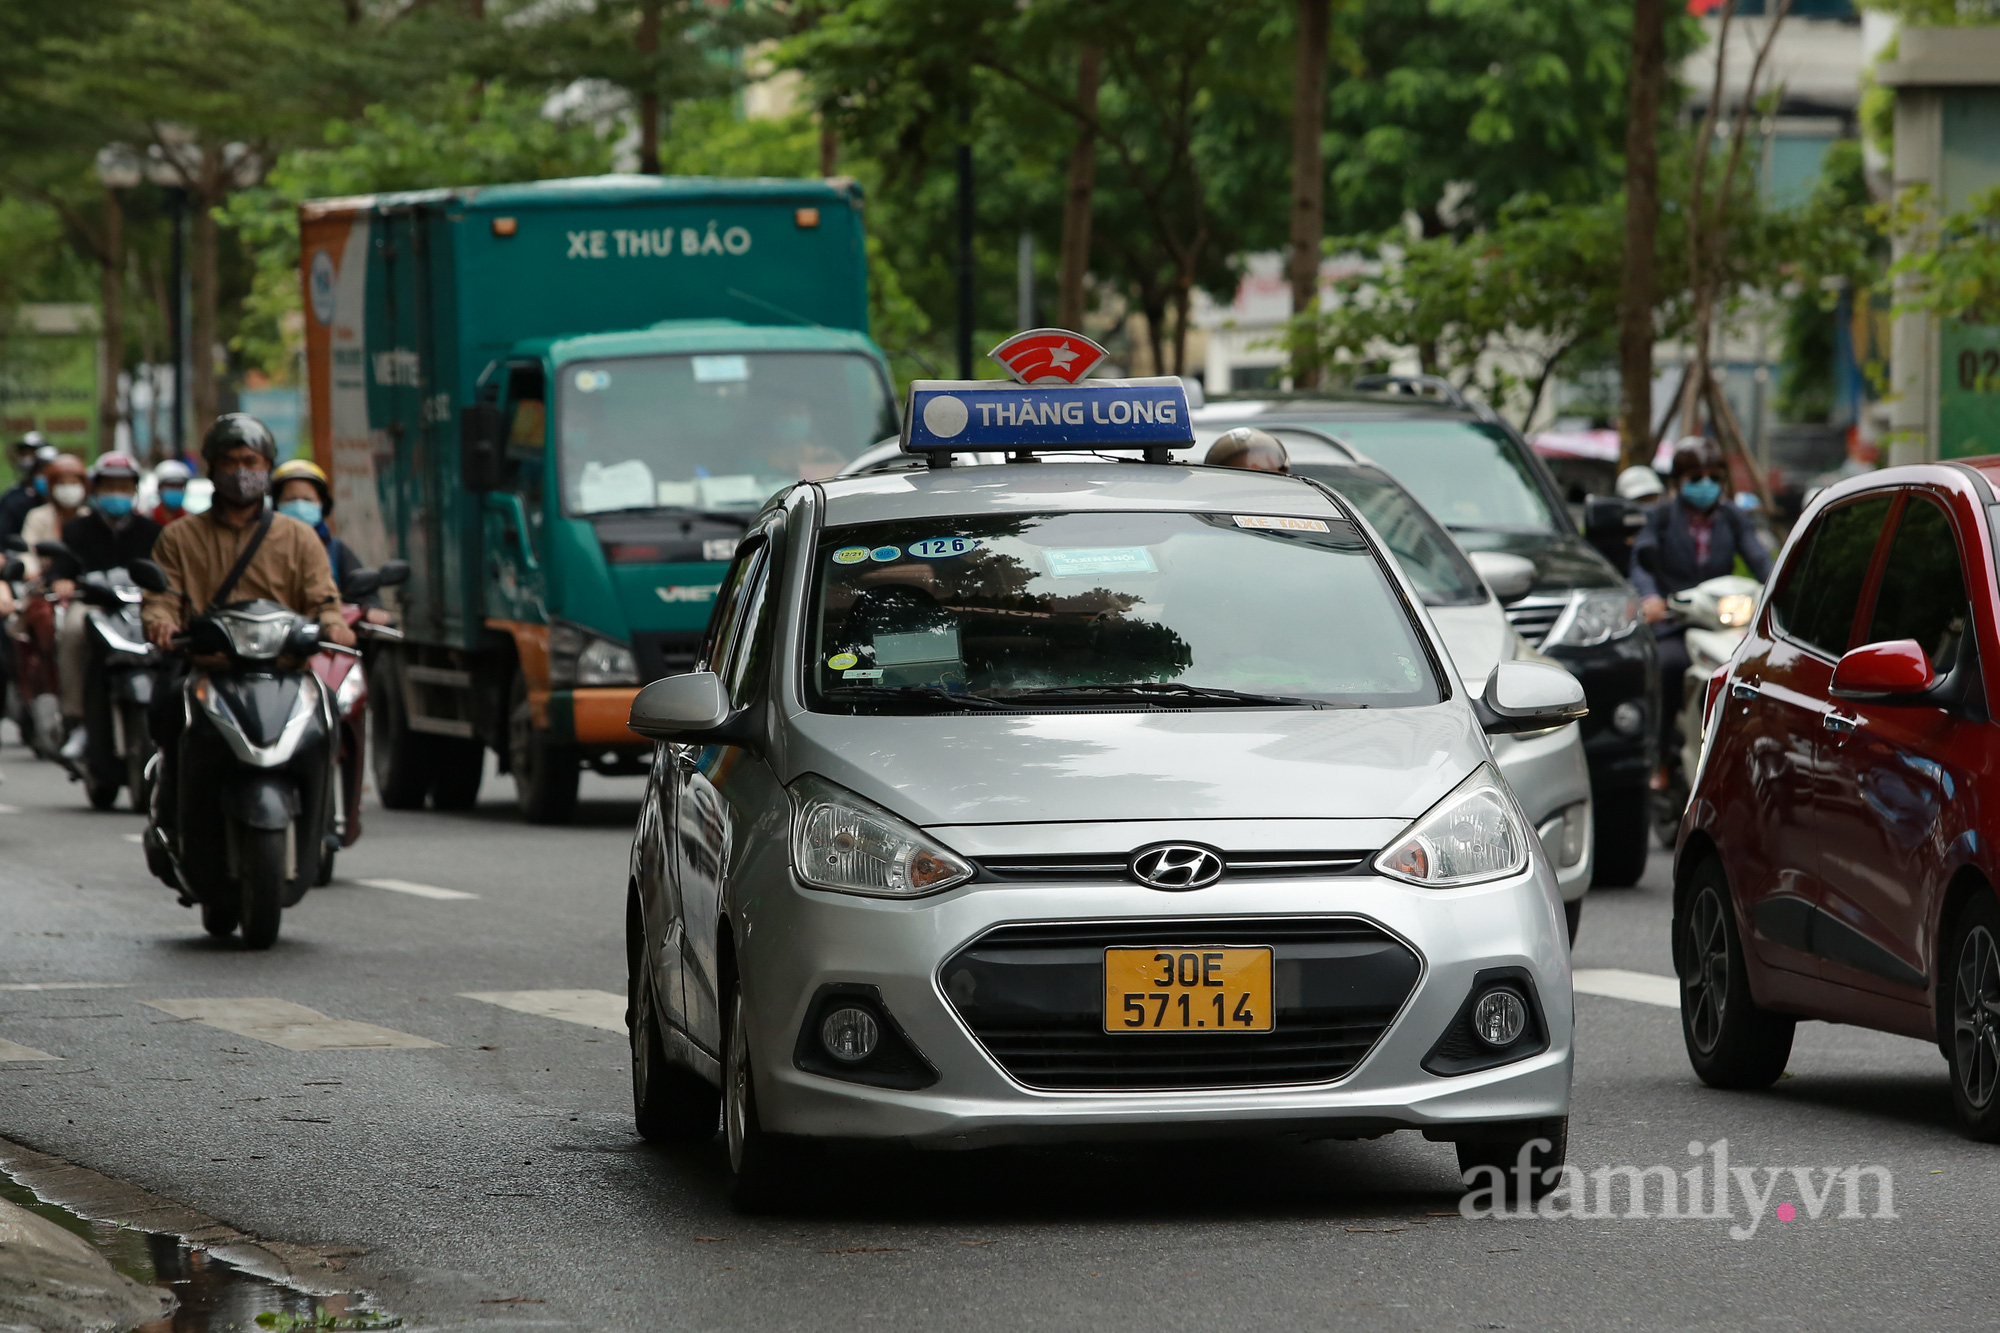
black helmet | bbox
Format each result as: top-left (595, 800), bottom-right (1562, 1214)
top-left (201, 413), bottom-right (277, 468)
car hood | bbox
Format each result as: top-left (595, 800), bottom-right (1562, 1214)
top-left (782, 704), bottom-right (1488, 828)
top-left (1445, 529), bottom-right (1620, 595)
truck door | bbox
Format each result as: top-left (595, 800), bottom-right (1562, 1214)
top-left (484, 360), bottom-right (549, 624)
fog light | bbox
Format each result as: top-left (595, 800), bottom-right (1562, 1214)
top-left (1612, 700), bottom-right (1644, 735)
top-left (820, 1007), bottom-right (880, 1062)
top-left (1472, 988), bottom-right (1528, 1048)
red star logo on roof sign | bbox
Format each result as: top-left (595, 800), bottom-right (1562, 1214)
top-left (987, 328), bottom-right (1110, 385)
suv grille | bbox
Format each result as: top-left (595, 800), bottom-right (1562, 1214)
top-left (1503, 595), bottom-right (1570, 649)
top-left (941, 918), bottom-right (1421, 1091)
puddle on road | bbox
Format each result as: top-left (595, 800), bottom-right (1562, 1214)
top-left (0, 1170), bottom-right (396, 1331)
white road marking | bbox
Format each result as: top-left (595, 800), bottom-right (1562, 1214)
top-left (358, 878), bottom-right (478, 901)
top-left (143, 998), bottom-right (442, 1051)
top-left (0, 1037), bottom-right (59, 1062)
top-left (1573, 968), bottom-right (1680, 1009)
top-left (0, 983), bottom-right (130, 991)
top-left (461, 989), bottom-right (627, 1034)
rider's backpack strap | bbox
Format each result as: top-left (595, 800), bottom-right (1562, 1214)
top-left (207, 511), bottom-right (273, 611)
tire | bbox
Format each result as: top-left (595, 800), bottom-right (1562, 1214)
top-left (430, 736), bottom-right (485, 811)
top-left (369, 652), bottom-right (435, 810)
top-left (1563, 898), bottom-right (1582, 947)
top-left (1944, 893), bottom-right (2000, 1141)
top-left (1591, 787), bottom-right (1650, 888)
top-left (311, 838), bottom-right (336, 888)
top-left (237, 825), bottom-right (287, 950)
top-left (632, 967), bottom-right (720, 1143)
top-left (124, 707), bottom-right (152, 814)
top-left (723, 979), bottom-right (803, 1213)
top-left (84, 775), bottom-right (119, 810)
top-left (508, 674), bottom-right (578, 825)
top-left (1675, 856), bottom-right (1793, 1088)
top-left (1456, 1117), bottom-right (1568, 1203)
top-left (200, 898), bottom-right (240, 939)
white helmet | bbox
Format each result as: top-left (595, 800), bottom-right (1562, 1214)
top-left (154, 459), bottom-right (193, 485)
top-left (1615, 465), bottom-right (1663, 501)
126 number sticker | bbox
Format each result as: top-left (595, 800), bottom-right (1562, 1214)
top-left (909, 536), bottom-right (980, 559)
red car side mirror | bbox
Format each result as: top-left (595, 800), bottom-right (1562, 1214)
top-left (1830, 639), bottom-right (1935, 701)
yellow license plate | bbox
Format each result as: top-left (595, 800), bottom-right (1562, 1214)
top-left (1103, 946), bottom-right (1274, 1033)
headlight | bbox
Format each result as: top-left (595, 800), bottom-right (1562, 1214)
top-left (1375, 764), bottom-right (1529, 888)
top-left (219, 617), bottom-right (290, 659)
top-left (789, 774), bottom-right (973, 898)
top-left (548, 620), bottom-right (639, 688)
top-left (1546, 589), bottom-right (1641, 649)
top-left (1716, 593), bottom-right (1755, 628)
top-left (334, 664), bottom-right (366, 714)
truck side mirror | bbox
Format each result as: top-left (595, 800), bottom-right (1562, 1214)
top-left (460, 403), bottom-right (503, 493)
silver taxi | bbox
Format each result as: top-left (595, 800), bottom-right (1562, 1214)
top-left (623, 363), bottom-right (1583, 1209)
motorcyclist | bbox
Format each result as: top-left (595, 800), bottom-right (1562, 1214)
top-left (51, 453), bottom-right (161, 761)
top-left (0, 433), bottom-right (50, 544)
top-left (140, 415), bottom-right (354, 844)
top-left (1631, 440), bottom-right (1772, 773)
top-left (269, 459), bottom-right (388, 624)
top-left (150, 459), bottom-right (194, 525)
top-left (1205, 426), bottom-right (1290, 474)
top-left (19, 452), bottom-right (89, 581)
top-left (1615, 464), bottom-right (1663, 505)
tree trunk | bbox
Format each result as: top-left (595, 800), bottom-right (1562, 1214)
top-left (1616, 0), bottom-right (1664, 468)
top-left (819, 119), bottom-right (838, 177)
top-left (189, 169), bottom-right (220, 444)
top-left (98, 186), bottom-right (125, 453)
top-left (1056, 45), bottom-right (1101, 332)
top-left (1287, 0), bottom-right (1331, 388)
top-left (637, 1), bottom-right (662, 175)
top-left (1171, 280), bottom-right (1191, 379)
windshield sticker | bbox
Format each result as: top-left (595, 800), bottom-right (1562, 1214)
top-left (841, 668), bottom-right (885, 680)
top-left (909, 536), bottom-right (981, 559)
top-left (573, 369), bottom-right (611, 393)
top-left (1044, 546), bottom-right (1157, 579)
top-left (831, 546), bottom-right (870, 565)
top-left (1234, 514), bottom-right (1329, 533)
top-left (826, 652), bottom-right (859, 671)
top-left (692, 354), bottom-right (750, 383)
top-left (869, 545), bottom-right (902, 562)
top-left (874, 627), bottom-right (961, 666)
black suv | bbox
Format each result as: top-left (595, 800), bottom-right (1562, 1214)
top-left (1197, 381), bottom-right (1658, 885)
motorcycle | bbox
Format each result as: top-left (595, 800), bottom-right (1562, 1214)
top-left (0, 547), bottom-right (21, 754)
top-left (8, 542), bottom-right (69, 761)
top-left (130, 556), bottom-right (397, 948)
top-left (307, 583), bottom-right (406, 886)
top-left (33, 540), bottom-right (163, 810)
top-left (1645, 565), bottom-right (1762, 848)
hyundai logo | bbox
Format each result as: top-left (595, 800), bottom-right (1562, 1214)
top-left (1128, 843), bottom-right (1225, 891)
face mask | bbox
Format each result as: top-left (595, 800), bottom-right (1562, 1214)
top-left (213, 466), bottom-right (270, 506)
top-left (160, 488), bottom-right (185, 510)
top-left (34, 476), bottom-right (47, 495)
top-left (1681, 478), bottom-right (1723, 512)
top-left (95, 493), bottom-right (134, 518)
top-left (52, 482), bottom-right (85, 509)
top-left (279, 499), bottom-right (323, 527)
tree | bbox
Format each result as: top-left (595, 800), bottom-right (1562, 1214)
top-left (1287, 0), bottom-right (1333, 388)
top-left (1616, 0), bottom-right (1666, 466)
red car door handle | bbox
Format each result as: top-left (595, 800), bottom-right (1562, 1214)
top-left (1823, 711), bottom-right (1859, 735)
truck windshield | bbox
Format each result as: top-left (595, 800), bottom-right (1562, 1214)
top-left (1307, 420), bottom-right (1564, 535)
top-left (557, 352), bottom-right (897, 516)
top-left (807, 510), bottom-right (1442, 712)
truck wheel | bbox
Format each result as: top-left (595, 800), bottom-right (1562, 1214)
top-left (430, 737), bottom-right (485, 811)
top-left (238, 825), bottom-right (287, 950)
top-left (369, 652), bottom-right (435, 810)
top-left (508, 674), bottom-right (578, 825)
top-left (1591, 787), bottom-right (1650, 888)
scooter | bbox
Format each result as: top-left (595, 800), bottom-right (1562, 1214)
top-left (9, 546), bottom-right (68, 761)
top-left (0, 548), bottom-right (21, 759)
top-left (307, 586), bottom-right (405, 886)
top-left (1648, 568), bottom-right (1762, 848)
top-left (69, 565), bottom-right (161, 811)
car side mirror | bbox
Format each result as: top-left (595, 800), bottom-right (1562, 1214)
top-left (628, 670), bottom-right (763, 753)
top-left (378, 559), bottom-right (411, 588)
top-left (1467, 551), bottom-right (1536, 604)
top-left (460, 403), bottom-right (503, 493)
top-left (1475, 661), bottom-right (1588, 735)
top-left (128, 559), bottom-right (171, 594)
top-left (1831, 639), bottom-right (1935, 702)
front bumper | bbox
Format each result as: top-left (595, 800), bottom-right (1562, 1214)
top-left (544, 686), bottom-right (647, 749)
top-left (738, 861), bottom-right (1574, 1149)
top-left (1544, 631), bottom-right (1656, 794)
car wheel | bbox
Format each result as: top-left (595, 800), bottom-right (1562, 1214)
top-left (1676, 856), bottom-right (1792, 1088)
top-left (1945, 893), bottom-right (2000, 1141)
top-left (1591, 787), bottom-right (1649, 888)
top-left (1563, 898), bottom-right (1582, 947)
top-left (723, 979), bottom-right (803, 1212)
top-left (1456, 1117), bottom-right (1567, 1203)
top-left (632, 965), bottom-right (719, 1144)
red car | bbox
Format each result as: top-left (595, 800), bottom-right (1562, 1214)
top-left (1675, 460), bottom-right (2000, 1138)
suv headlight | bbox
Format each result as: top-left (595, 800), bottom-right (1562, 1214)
top-left (1546, 589), bottom-right (1641, 649)
top-left (1375, 764), bottom-right (1529, 887)
top-left (789, 774), bottom-right (973, 898)
top-left (549, 619), bottom-right (639, 688)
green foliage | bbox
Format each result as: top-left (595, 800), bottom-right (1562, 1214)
top-left (1888, 184), bottom-right (2000, 326)
top-left (1856, 0), bottom-right (2000, 21)
top-left (221, 80), bottom-right (613, 377)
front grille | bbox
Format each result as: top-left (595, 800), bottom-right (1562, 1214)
top-left (942, 918), bottom-right (1421, 1091)
top-left (1503, 595), bottom-right (1571, 648)
top-left (977, 851), bottom-right (1368, 884)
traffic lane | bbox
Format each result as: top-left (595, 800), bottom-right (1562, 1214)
top-left (3, 756), bottom-right (1996, 1330)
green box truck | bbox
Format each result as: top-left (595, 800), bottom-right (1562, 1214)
top-left (300, 175), bottom-right (896, 821)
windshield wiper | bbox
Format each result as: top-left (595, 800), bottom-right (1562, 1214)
top-left (822, 685), bottom-right (1017, 712)
top-left (998, 682), bottom-right (1330, 709)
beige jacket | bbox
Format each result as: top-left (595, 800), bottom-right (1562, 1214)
top-left (140, 509), bottom-right (344, 633)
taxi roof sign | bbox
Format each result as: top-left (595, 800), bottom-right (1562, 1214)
top-left (988, 328), bottom-right (1110, 385)
top-left (901, 376), bottom-right (1195, 459)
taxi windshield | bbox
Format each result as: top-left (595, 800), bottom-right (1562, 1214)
top-left (557, 352), bottom-right (897, 516)
top-left (807, 510), bottom-right (1442, 712)
top-left (1289, 464), bottom-right (1488, 607)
